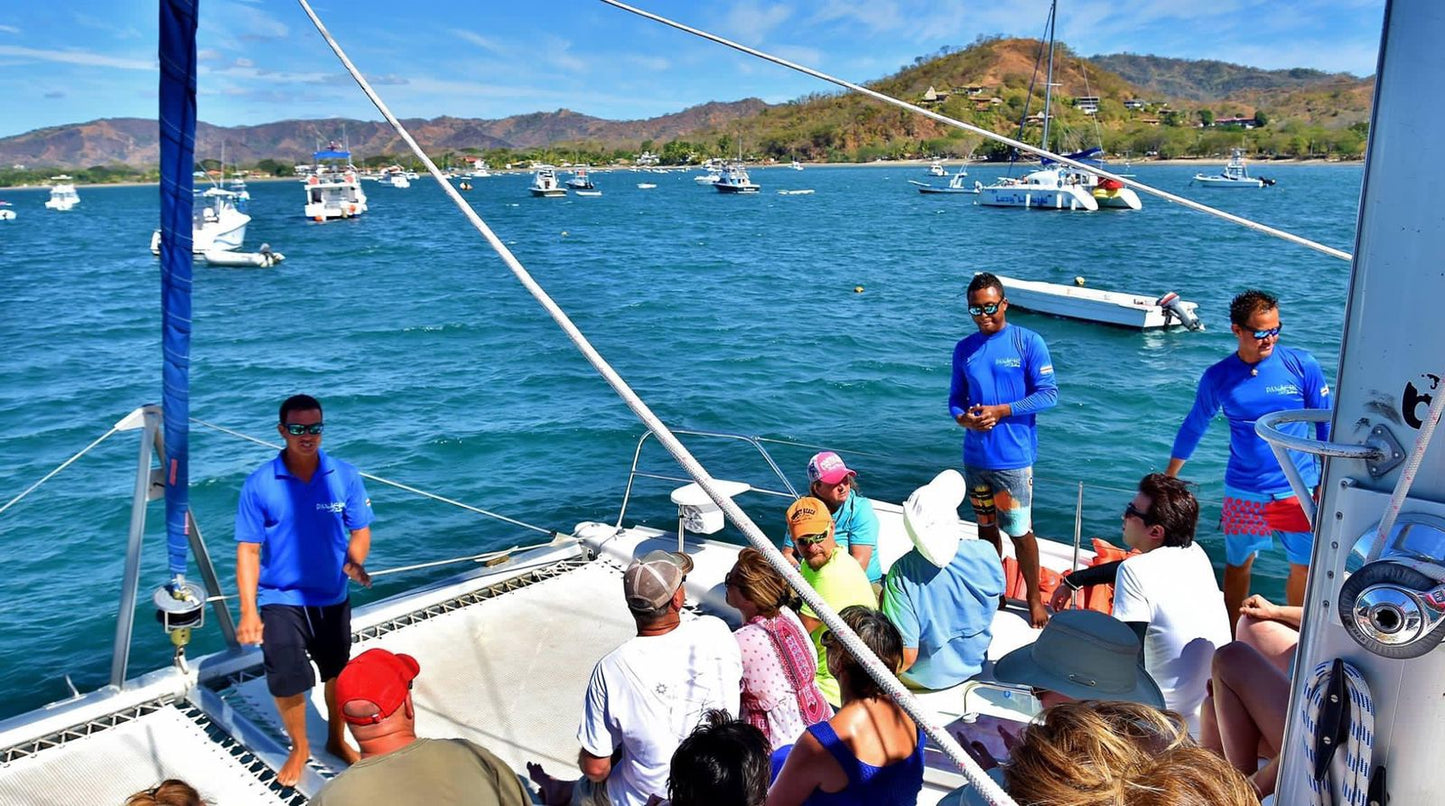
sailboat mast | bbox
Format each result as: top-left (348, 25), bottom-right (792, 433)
top-left (1041, 0), bottom-right (1058, 155)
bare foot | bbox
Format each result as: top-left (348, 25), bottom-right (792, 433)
top-left (277, 746), bottom-right (309, 788)
top-left (327, 738), bottom-right (360, 766)
top-left (526, 761), bottom-right (576, 806)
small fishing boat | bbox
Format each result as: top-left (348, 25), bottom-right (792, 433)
top-left (566, 167), bottom-right (596, 191)
top-left (44, 178), bottom-right (80, 211)
top-left (636, 182), bottom-right (657, 189)
top-left (993, 273), bottom-right (1203, 330)
top-left (777, 189), bottom-right (815, 196)
top-left (302, 146), bottom-right (369, 220)
top-left (926, 160), bottom-right (948, 177)
top-left (149, 186), bottom-right (250, 255)
top-left (1192, 149), bottom-right (1275, 188)
top-left (574, 190), bottom-right (603, 197)
top-left (529, 168), bottom-right (567, 197)
top-left (910, 171), bottom-right (978, 195)
top-left (0, 201), bottom-right (14, 221)
top-left (713, 162), bottom-right (760, 194)
top-left (203, 245), bottom-right (285, 268)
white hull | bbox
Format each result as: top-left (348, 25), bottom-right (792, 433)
top-left (1192, 174), bottom-right (1266, 189)
top-left (0, 210), bottom-right (15, 221)
top-left (203, 248), bottom-right (284, 268)
top-left (303, 171), bottom-right (368, 220)
top-left (978, 183), bottom-right (1097, 210)
top-left (995, 274), bottom-right (1201, 329)
top-left (1091, 186), bottom-right (1143, 209)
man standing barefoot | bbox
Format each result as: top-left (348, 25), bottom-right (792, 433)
top-left (236, 394), bottom-right (374, 786)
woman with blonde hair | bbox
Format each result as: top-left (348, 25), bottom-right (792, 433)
top-left (726, 547), bottom-right (831, 750)
top-left (1004, 701), bottom-right (1257, 806)
top-left (124, 779), bottom-right (206, 806)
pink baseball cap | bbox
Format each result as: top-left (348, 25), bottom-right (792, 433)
top-left (807, 451), bottom-right (856, 486)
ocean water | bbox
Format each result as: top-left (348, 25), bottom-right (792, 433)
top-left (0, 163), bottom-right (1360, 720)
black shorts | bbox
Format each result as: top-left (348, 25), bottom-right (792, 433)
top-left (260, 599), bottom-right (352, 698)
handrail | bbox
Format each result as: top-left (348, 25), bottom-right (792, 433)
top-left (1254, 408), bottom-right (1386, 525)
top-left (616, 428), bottom-right (800, 527)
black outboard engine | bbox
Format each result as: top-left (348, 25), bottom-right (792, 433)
top-left (1157, 292), bottom-right (1204, 331)
top-left (1261, 177), bottom-right (1277, 186)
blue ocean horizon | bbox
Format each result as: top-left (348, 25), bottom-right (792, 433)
top-left (0, 163), bottom-right (1359, 719)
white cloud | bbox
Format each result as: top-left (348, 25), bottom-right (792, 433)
top-left (454, 29), bottom-right (504, 54)
top-left (235, 57), bottom-right (254, 68)
top-left (0, 24), bottom-right (19, 35)
top-left (625, 54), bottom-right (671, 72)
top-left (544, 35), bottom-right (586, 72)
top-left (720, 1), bottom-right (793, 44)
top-left (0, 45), bottom-right (152, 71)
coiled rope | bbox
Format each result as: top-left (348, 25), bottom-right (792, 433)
top-left (1300, 660), bottom-right (1374, 806)
top-left (295, 1), bottom-right (1014, 802)
top-left (596, 0), bottom-right (1352, 264)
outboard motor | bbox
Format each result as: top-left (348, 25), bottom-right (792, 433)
top-left (1156, 292), bottom-right (1203, 331)
top-left (1261, 177), bottom-right (1277, 186)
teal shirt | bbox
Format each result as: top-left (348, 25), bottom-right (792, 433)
top-left (832, 490), bottom-right (882, 583)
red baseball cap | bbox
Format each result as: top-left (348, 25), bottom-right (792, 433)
top-left (336, 648), bottom-right (421, 725)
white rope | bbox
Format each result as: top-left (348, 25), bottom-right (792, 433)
top-left (1373, 369), bottom-right (1445, 554)
top-left (294, 3), bottom-right (1014, 803)
top-left (0, 425), bottom-right (120, 516)
top-left (596, 0), bottom-right (1352, 264)
top-left (191, 417), bottom-right (556, 536)
top-left (1300, 660), bottom-right (1374, 806)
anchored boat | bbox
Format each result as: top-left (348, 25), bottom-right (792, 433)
top-left (994, 275), bottom-right (1203, 331)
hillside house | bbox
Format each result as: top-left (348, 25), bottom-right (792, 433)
top-left (1213, 116), bottom-right (1256, 129)
top-left (1073, 96), bottom-right (1100, 114)
top-left (920, 85), bottom-right (951, 105)
top-left (1124, 99), bottom-right (1147, 110)
top-left (972, 96), bottom-right (1004, 111)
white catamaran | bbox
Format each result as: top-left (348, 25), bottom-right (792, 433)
top-left (0, 4), bottom-right (1440, 806)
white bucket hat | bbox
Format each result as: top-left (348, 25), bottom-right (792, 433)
top-left (903, 469), bottom-right (967, 567)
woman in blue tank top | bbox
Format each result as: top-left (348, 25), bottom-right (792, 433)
top-left (767, 606), bottom-right (925, 806)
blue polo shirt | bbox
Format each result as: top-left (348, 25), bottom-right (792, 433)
top-left (1171, 346), bottom-right (1331, 493)
top-left (235, 449), bottom-right (374, 607)
top-left (834, 490), bottom-right (882, 583)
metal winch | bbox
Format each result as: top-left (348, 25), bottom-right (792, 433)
top-left (1340, 514), bottom-right (1445, 659)
top-left (153, 576), bottom-right (207, 650)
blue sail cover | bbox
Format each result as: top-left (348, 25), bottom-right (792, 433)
top-left (314, 150), bottom-right (351, 161)
top-left (158, 0), bottom-right (197, 579)
top-left (1041, 147), bottom-right (1105, 168)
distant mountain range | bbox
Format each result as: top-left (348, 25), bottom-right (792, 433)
top-left (0, 43), bottom-right (1374, 169)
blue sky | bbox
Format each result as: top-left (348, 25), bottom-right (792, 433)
top-left (0, 0), bottom-right (1387, 139)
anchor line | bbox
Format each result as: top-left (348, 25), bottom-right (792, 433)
top-left (0, 425), bottom-right (121, 517)
top-left (597, 0), bottom-right (1352, 264)
top-left (295, 1), bottom-right (1015, 802)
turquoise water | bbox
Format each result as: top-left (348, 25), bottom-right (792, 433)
top-left (0, 163), bottom-right (1359, 719)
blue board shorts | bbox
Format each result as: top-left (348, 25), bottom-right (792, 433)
top-left (964, 467), bottom-right (1033, 536)
top-left (1220, 484), bottom-right (1314, 566)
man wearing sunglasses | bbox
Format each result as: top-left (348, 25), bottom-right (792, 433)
top-left (1166, 290), bottom-right (1331, 630)
top-left (949, 272), bottom-right (1058, 628)
top-left (235, 394), bottom-right (375, 786)
top-left (786, 496), bottom-right (877, 707)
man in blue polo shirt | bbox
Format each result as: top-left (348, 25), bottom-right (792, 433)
top-left (950, 272), bottom-right (1058, 628)
top-left (236, 394), bottom-right (374, 787)
top-left (1167, 290), bottom-right (1330, 629)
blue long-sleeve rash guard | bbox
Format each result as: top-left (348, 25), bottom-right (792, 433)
top-left (949, 324), bottom-right (1059, 470)
top-left (1171, 346), bottom-right (1331, 493)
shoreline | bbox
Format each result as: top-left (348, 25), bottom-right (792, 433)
top-left (0, 156), bottom-right (1355, 190)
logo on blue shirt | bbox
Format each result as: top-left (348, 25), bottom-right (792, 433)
top-left (995, 357), bottom-right (1022, 368)
top-left (1266, 384), bottom-right (1300, 396)
top-left (316, 501), bottom-right (346, 513)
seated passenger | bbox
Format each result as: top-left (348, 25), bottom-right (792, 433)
top-left (726, 548), bottom-right (832, 750)
top-left (993, 609), bottom-right (1164, 710)
top-left (311, 648), bottom-right (527, 806)
top-left (786, 497), bottom-right (877, 707)
top-left (1005, 701), bottom-right (1257, 806)
top-left (1111, 473), bottom-right (1231, 737)
top-left (667, 709), bottom-right (771, 806)
top-left (880, 469), bottom-right (1006, 690)
top-left (124, 780), bottom-right (205, 806)
top-left (767, 607), bottom-right (924, 806)
top-left (780, 452), bottom-right (882, 588)
top-left (529, 550), bottom-right (743, 806)
top-left (1234, 593), bottom-right (1301, 675)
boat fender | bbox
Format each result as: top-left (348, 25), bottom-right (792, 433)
top-left (1073, 276), bottom-right (1086, 287)
top-left (853, 285), bottom-right (864, 293)
top-left (1156, 292), bottom-right (1203, 331)
top-left (1338, 558), bottom-right (1445, 659)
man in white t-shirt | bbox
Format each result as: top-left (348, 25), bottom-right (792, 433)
top-left (1111, 473), bottom-right (1231, 737)
top-left (529, 550), bottom-right (743, 806)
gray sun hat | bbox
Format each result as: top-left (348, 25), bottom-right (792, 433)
top-left (993, 609), bottom-right (1165, 708)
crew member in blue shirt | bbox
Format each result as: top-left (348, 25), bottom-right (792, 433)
top-left (949, 272), bottom-right (1059, 628)
top-left (236, 394), bottom-right (374, 787)
top-left (1167, 290), bottom-right (1330, 629)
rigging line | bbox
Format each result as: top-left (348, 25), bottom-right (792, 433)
top-left (1372, 367), bottom-right (1445, 553)
top-left (295, 3), bottom-right (1013, 803)
top-left (598, 0), bottom-right (1352, 264)
top-left (189, 417), bottom-right (555, 537)
top-left (0, 425), bottom-right (120, 517)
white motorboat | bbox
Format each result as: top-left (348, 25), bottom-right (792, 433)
top-left (993, 274), bottom-right (1203, 330)
top-left (636, 182), bottom-right (657, 189)
top-left (1192, 149), bottom-right (1275, 188)
top-left (910, 170), bottom-right (978, 195)
top-left (44, 178), bottom-right (79, 211)
top-left (791, 159), bottom-right (805, 171)
top-left (713, 162), bottom-right (760, 194)
top-left (0, 201), bottom-right (14, 221)
top-left (302, 147), bottom-right (369, 220)
top-left (203, 245), bottom-right (284, 268)
top-left (148, 187), bottom-right (251, 255)
top-left (927, 160), bottom-right (948, 177)
top-left (530, 168), bottom-right (567, 197)
top-left (566, 167), bottom-right (596, 191)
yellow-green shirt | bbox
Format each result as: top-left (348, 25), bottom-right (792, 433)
top-left (799, 549), bottom-right (878, 706)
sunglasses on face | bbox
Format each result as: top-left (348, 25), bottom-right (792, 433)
top-left (1123, 502), bottom-right (1151, 523)
top-left (283, 423), bottom-right (325, 436)
top-left (794, 532), bottom-right (829, 547)
top-left (968, 301), bottom-right (1004, 317)
top-left (1251, 324), bottom-right (1283, 340)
